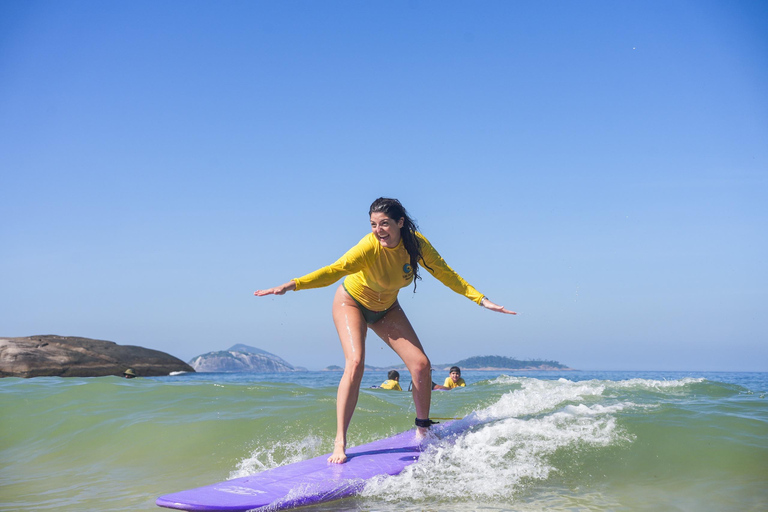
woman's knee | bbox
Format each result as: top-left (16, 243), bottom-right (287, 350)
top-left (409, 355), bottom-right (430, 376)
top-left (343, 357), bottom-right (365, 381)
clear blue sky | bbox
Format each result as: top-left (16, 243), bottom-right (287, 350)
top-left (2, 1), bottom-right (766, 371)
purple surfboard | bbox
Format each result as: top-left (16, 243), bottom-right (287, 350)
top-left (157, 420), bottom-right (470, 511)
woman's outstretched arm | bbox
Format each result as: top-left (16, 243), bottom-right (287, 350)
top-left (254, 280), bottom-right (296, 296)
top-left (255, 235), bottom-right (373, 298)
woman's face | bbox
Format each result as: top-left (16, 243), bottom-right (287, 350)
top-left (370, 212), bottom-right (404, 248)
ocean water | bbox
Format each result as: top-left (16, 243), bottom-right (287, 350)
top-left (1, 370), bottom-right (766, 512)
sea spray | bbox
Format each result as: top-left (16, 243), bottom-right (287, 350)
top-left (229, 435), bottom-right (324, 479)
top-left (362, 377), bottom-right (634, 504)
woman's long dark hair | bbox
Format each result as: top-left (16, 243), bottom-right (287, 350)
top-left (369, 197), bottom-right (432, 291)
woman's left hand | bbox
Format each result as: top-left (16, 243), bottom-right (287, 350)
top-left (482, 298), bottom-right (517, 315)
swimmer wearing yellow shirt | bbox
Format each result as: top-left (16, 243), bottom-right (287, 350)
top-left (443, 366), bottom-right (466, 389)
top-left (380, 370), bottom-right (403, 391)
top-left (255, 198), bottom-right (517, 464)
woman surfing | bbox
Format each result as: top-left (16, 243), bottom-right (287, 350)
top-left (255, 197), bottom-right (516, 463)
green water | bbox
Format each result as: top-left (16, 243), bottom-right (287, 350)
top-left (1, 371), bottom-right (766, 511)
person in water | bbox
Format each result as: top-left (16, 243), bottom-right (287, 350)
top-left (255, 197), bottom-right (516, 463)
top-left (443, 366), bottom-right (466, 389)
top-left (380, 370), bottom-right (402, 390)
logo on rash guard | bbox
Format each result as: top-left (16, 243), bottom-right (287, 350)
top-left (403, 263), bottom-right (413, 279)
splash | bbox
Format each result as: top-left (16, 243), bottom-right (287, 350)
top-left (229, 435), bottom-right (324, 480)
top-left (362, 377), bottom-right (637, 503)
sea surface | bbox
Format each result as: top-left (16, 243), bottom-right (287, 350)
top-left (1, 370), bottom-right (766, 512)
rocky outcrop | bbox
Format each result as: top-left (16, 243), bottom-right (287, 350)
top-left (190, 344), bottom-right (300, 372)
top-left (0, 335), bottom-right (194, 378)
top-left (228, 344), bottom-right (295, 367)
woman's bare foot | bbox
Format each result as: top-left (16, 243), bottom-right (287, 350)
top-left (415, 426), bottom-right (429, 439)
top-left (328, 440), bottom-right (347, 464)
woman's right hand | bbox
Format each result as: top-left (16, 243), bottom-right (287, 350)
top-left (481, 297), bottom-right (517, 315)
top-left (254, 280), bottom-right (296, 297)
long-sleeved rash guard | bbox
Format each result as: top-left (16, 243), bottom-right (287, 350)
top-left (293, 232), bottom-right (484, 312)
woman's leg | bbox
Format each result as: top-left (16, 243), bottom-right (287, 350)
top-left (329, 285), bottom-right (368, 463)
top-left (370, 303), bottom-right (432, 433)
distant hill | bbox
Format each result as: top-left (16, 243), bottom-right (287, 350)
top-left (189, 344), bottom-right (306, 373)
top-left (449, 355), bottom-right (569, 370)
top-left (228, 344), bottom-right (295, 367)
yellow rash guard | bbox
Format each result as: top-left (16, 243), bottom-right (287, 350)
top-left (443, 377), bottom-right (466, 389)
top-left (292, 232), bottom-right (485, 311)
top-left (379, 379), bottom-right (402, 391)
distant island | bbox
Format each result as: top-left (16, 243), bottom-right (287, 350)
top-left (449, 355), bottom-right (570, 371)
top-left (322, 355), bottom-right (571, 372)
top-left (189, 344), bottom-right (308, 373)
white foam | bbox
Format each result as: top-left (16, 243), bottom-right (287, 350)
top-left (489, 375), bottom-right (704, 391)
top-left (228, 435), bottom-right (323, 480)
top-left (362, 377), bottom-right (636, 503)
top-left (476, 377), bottom-right (607, 421)
top-left (609, 377), bottom-right (705, 389)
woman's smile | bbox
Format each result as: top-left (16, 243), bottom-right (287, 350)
top-left (370, 212), bottom-right (404, 248)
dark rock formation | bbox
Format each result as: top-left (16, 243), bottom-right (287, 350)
top-left (189, 344), bottom-right (300, 372)
top-left (0, 335), bottom-right (194, 378)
